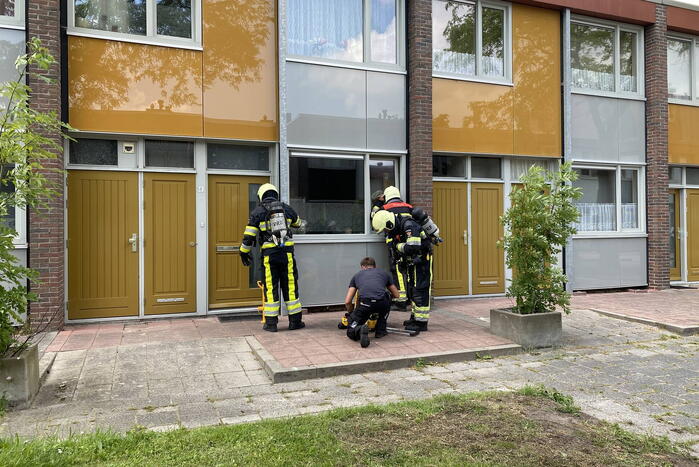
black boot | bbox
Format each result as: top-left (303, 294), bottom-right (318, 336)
top-left (360, 324), bottom-right (371, 348)
top-left (403, 314), bottom-right (415, 326)
top-left (405, 320), bottom-right (428, 332)
top-left (288, 312), bottom-right (305, 330)
top-left (263, 316), bottom-right (278, 333)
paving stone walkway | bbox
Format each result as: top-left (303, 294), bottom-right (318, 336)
top-left (2, 304), bottom-right (697, 456)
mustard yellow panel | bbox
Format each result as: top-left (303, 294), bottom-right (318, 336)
top-left (433, 78), bottom-right (514, 154)
top-left (68, 37), bottom-right (203, 136)
top-left (203, 0), bottom-right (278, 141)
top-left (669, 104), bottom-right (699, 165)
top-left (512, 4), bottom-right (561, 158)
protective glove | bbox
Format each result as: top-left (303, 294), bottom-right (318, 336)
top-left (240, 251), bottom-right (252, 267)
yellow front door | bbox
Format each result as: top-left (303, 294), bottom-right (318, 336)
top-left (67, 171), bottom-right (139, 319)
top-left (670, 189), bottom-right (681, 281)
top-left (471, 183), bottom-right (504, 294)
top-left (208, 175), bottom-right (269, 308)
top-left (688, 189), bottom-right (699, 282)
top-left (144, 173), bottom-right (197, 314)
top-left (432, 181), bottom-right (469, 295)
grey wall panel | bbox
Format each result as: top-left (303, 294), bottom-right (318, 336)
top-left (618, 99), bottom-right (645, 163)
top-left (571, 94), bottom-right (645, 163)
top-left (571, 94), bottom-right (618, 161)
top-left (571, 237), bottom-right (647, 290)
top-left (286, 62), bottom-right (367, 149)
top-left (366, 72), bottom-right (406, 150)
top-left (294, 242), bottom-right (389, 306)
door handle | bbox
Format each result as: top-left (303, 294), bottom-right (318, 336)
top-left (463, 230), bottom-right (468, 245)
top-left (189, 241), bottom-right (198, 247)
top-left (128, 233), bottom-right (138, 252)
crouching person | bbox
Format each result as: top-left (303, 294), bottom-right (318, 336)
top-left (343, 257), bottom-right (400, 348)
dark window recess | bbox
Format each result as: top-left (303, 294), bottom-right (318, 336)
top-left (69, 139), bottom-right (118, 165)
top-left (471, 157), bottom-right (501, 179)
top-left (145, 140), bottom-right (194, 168)
top-left (433, 156), bottom-right (466, 177)
top-left (207, 144), bottom-right (269, 171)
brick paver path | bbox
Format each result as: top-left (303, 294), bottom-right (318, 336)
top-left (2, 299), bottom-right (697, 456)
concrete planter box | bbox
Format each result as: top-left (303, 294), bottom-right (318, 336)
top-left (490, 308), bottom-right (562, 349)
top-left (0, 343), bottom-right (39, 408)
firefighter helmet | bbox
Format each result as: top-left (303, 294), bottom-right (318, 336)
top-left (372, 210), bottom-right (396, 232)
top-left (257, 183), bottom-right (278, 201)
top-left (383, 186), bottom-right (401, 201)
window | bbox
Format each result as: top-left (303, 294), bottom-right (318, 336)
top-left (290, 155), bottom-right (365, 234)
top-left (370, 159), bottom-right (396, 194)
top-left (145, 140), bottom-right (194, 168)
top-left (669, 166), bottom-right (683, 185)
top-left (573, 167), bottom-right (642, 233)
top-left (432, 0), bottom-right (509, 80)
top-left (0, 0), bottom-right (24, 27)
top-left (667, 35), bottom-right (698, 103)
top-left (207, 144), bottom-right (269, 171)
top-left (687, 168), bottom-right (699, 186)
top-left (69, 139), bottom-right (119, 165)
top-left (71, 0), bottom-right (198, 45)
top-left (570, 19), bottom-right (642, 96)
top-left (510, 158), bottom-right (558, 181)
top-left (0, 165), bottom-right (25, 245)
top-left (433, 155), bottom-right (466, 177)
top-left (471, 156), bottom-right (501, 179)
top-left (287, 0), bottom-right (401, 67)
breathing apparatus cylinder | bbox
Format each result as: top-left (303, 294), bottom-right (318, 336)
top-left (266, 200), bottom-right (289, 245)
top-left (411, 207), bottom-right (443, 244)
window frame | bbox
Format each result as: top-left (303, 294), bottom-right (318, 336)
top-left (572, 164), bottom-right (646, 237)
top-left (431, 0), bottom-right (512, 85)
top-left (569, 16), bottom-right (645, 100)
top-left (667, 32), bottom-right (699, 106)
top-left (286, 0), bottom-right (406, 73)
top-left (0, 0), bottom-right (25, 29)
top-left (68, 0), bottom-right (202, 50)
top-left (0, 171), bottom-right (27, 247)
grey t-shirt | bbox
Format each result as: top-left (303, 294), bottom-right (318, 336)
top-left (349, 268), bottom-right (394, 300)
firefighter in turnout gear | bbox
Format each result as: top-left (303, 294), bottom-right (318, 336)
top-left (240, 183), bottom-right (304, 332)
top-left (371, 186), bottom-right (412, 310)
top-left (372, 210), bottom-right (433, 332)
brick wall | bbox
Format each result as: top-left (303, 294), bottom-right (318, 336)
top-left (27, 0), bottom-right (65, 330)
top-left (406, 0), bottom-right (433, 213)
top-left (645, 4), bottom-right (669, 290)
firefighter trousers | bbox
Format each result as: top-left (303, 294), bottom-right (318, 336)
top-left (408, 253), bottom-right (433, 322)
top-left (347, 295), bottom-right (390, 340)
top-left (262, 249), bottom-right (302, 317)
top-left (390, 259), bottom-right (409, 305)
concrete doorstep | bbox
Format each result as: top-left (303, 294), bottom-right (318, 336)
top-left (246, 336), bottom-right (522, 383)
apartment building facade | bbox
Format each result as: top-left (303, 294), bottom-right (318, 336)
top-left (7, 0), bottom-right (698, 328)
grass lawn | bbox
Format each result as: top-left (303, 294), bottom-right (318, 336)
top-left (1, 387), bottom-right (695, 466)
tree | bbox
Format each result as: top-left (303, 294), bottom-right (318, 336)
top-left (0, 37), bottom-right (70, 357)
top-left (499, 163), bottom-right (582, 315)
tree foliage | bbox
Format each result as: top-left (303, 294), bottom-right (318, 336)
top-left (0, 37), bottom-right (69, 357)
top-left (499, 163), bottom-right (582, 315)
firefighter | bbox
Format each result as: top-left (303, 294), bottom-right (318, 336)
top-left (374, 186), bottom-right (412, 310)
top-left (372, 210), bottom-right (433, 332)
top-left (343, 257), bottom-right (401, 348)
top-left (240, 183), bottom-right (304, 332)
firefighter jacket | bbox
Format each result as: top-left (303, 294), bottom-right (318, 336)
top-left (240, 201), bottom-right (302, 256)
top-left (386, 216), bottom-right (431, 260)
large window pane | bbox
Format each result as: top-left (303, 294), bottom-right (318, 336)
top-left (371, 0), bottom-right (397, 64)
top-left (207, 144), bottom-right (269, 171)
top-left (668, 38), bottom-right (691, 100)
top-left (432, 0), bottom-right (476, 75)
top-left (370, 159), bottom-right (396, 194)
top-left (0, 0), bottom-right (15, 17)
top-left (290, 156), bottom-right (364, 234)
top-left (156, 0), bottom-right (192, 39)
top-left (471, 157), bottom-right (501, 179)
top-left (145, 140), bottom-right (194, 168)
top-left (619, 31), bottom-right (637, 93)
top-left (433, 155), bottom-right (466, 177)
top-left (481, 7), bottom-right (504, 78)
top-left (0, 29), bottom-right (26, 102)
top-left (288, 0), bottom-right (363, 62)
top-left (74, 0), bottom-right (147, 36)
top-left (571, 23), bottom-right (614, 92)
top-left (69, 139), bottom-right (118, 165)
top-left (510, 158), bottom-right (557, 181)
top-left (687, 168), bottom-right (699, 185)
top-left (573, 168), bottom-right (616, 232)
top-left (621, 169), bottom-right (638, 229)
top-left (0, 166), bottom-right (14, 230)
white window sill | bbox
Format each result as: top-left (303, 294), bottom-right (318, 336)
top-left (286, 57), bottom-right (406, 75)
top-left (0, 22), bottom-right (25, 31)
top-left (572, 233), bottom-right (647, 239)
top-left (432, 72), bottom-right (513, 87)
top-left (571, 89), bottom-right (645, 101)
top-left (668, 98), bottom-right (699, 107)
top-left (67, 29), bottom-right (203, 51)
top-left (294, 234), bottom-right (383, 244)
